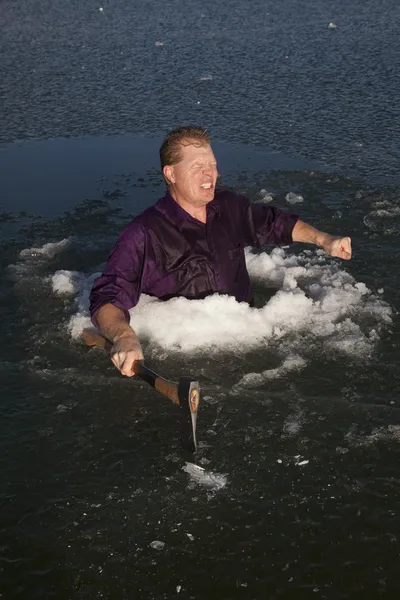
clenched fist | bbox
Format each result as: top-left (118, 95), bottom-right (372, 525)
top-left (111, 332), bottom-right (144, 377)
top-left (321, 235), bottom-right (352, 260)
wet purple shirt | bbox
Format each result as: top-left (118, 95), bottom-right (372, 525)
top-left (90, 189), bottom-right (298, 323)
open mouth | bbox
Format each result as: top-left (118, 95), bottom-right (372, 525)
top-left (200, 183), bottom-right (212, 189)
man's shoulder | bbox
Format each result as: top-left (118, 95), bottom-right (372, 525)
top-left (132, 204), bottom-right (161, 226)
top-left (120, 197), bottom-right (167, 235)
top-left (134, 194), bottom-right (180, 227)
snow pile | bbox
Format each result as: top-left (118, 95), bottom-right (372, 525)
top-left (55, 246), bottom-right (391, 362)
top-left (11, 238), bottom-right (392, 376)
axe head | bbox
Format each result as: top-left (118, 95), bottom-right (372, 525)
top-left (178, 377), bottom-right (200, 453)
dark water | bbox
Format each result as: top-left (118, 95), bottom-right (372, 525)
top-left (2, 1), bottom-right (400, 599)
top-left (2, 0), bottom-right (400, 184)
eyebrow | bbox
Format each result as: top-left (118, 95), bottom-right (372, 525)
top-left (191, 161), bottom-right (217, 167)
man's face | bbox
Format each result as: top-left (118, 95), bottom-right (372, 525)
top-left (165, 142), bottom-right (219, 207)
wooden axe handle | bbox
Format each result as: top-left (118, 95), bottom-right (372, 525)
top-left (82, 328), bottom-right (180, 405)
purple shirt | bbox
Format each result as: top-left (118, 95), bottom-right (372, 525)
top-left (90, 189), bottom-right (298, 323)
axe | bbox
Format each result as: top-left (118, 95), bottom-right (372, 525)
top-left (82, 329), bottom-right (199, 453)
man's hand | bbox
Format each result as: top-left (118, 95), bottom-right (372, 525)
top-left (111, 332), bottom-right (144, 377)
top-left (320, 235), bottom-right (352, 260)
top-left (292, 221), bottom-right (352, 260)
top-left (95, 304), bottom-right (144, 377)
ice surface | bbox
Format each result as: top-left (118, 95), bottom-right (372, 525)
top-left (51, 270), bottom-right (99, 337)
top-left (344, 425), bottom-right (400, 448)
top-left (20, 238), bottom-right (72, 259)
top-left (233, 354), bottom-right (306, 391)
top-left (282, 408), bottom-right (304, 437)
top-left (9, 238), bottom-right (75, 280)
top-left (363, 199), bottom-right (400, 235)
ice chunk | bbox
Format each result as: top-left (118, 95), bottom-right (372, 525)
top-left (52, 270), bottom-right (83, 295)
top-left (285, 192), bottom-right (304, 205)
top-left (150, 540), bottom-right (165, 550)
top-left (183, 462), bottom-right (227, 491)
top-left (257, 189), bottom-right (274, 203)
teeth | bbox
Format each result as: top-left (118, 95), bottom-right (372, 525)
top-left (201, 183), bottom-right (211, 189)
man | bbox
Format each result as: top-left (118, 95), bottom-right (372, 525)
top-left (90, 126), bottom-right (351, 377)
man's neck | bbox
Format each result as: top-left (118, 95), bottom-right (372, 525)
top-left (170, 192), bottom-right (207, 224)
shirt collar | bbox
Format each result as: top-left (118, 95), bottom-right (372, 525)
top-left (156, 192), bottom-right (221, 231)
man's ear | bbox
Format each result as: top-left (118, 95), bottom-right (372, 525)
top-left (163, 165), bottom-right (175, 185)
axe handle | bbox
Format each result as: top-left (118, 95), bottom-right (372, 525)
top-left (82, 329), bottom-right (180, 405)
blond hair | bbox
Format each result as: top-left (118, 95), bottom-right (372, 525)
top-left (160, 126), bottom-right (210, 180)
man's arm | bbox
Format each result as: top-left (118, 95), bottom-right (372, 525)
top-left (95, 303), bottom-right (144, 377)
top-left (90, 222), bottom-right (147, 376)
top-left (243, 199), bottom-right (351, 260)
top-left (292, 220), bottom-right (352, 260)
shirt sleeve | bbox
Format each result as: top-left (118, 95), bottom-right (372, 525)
top-left (242, 198), bottom-right (299, 247)
top-left (89, 222), bottom-right (147, 326)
